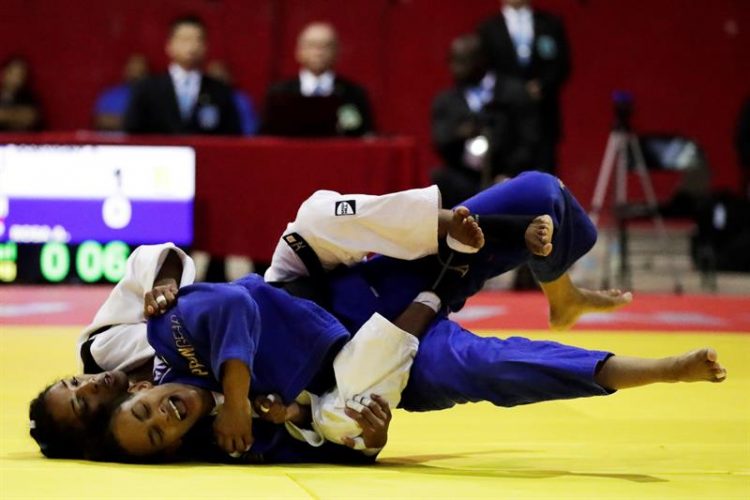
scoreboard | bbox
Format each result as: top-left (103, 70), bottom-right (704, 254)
top-left (0, 144), bottom-right (195, 284)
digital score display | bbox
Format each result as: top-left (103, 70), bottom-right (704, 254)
top-left (0, 144), bottom-right (195, 284)
top-left (0, 241), bottom-right (130, 284)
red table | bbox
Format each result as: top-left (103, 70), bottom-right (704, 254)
top-left (0, 133), bottom-right (422, 260)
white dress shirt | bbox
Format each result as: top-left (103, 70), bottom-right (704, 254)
top-left (502, 5), bottom-right (535, 65)
top-left (299, 69), bottom-right (335, 97)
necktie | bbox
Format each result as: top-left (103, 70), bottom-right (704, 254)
top-left (177, 76), bottom-right (194, 120)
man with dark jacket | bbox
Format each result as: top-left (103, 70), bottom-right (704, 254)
top-left (431, 34), bottom-right (539, 208)
top-left (125, 16), bottom-right (240, 136)
top-left (478, 0), bottom-right (570, 173)
top-left (263, 22), bottom-right (373, 137)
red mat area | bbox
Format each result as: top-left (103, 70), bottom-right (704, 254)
top-left (1, 286), bottom-right (749, 332)
top-left (0, 286), bottom-right (111, 326)
top-left (452, 291), bottom-right (750, 332)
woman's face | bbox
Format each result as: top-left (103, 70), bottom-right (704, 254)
top-left (44, 371), bottom-right (130, 430)
top-left (111, 383), bottom-right (212, 456)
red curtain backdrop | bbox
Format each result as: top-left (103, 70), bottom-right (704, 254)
top-left (2, 0), bottom-right (749, 202)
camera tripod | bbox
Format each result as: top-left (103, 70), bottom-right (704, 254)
top-left (589, 127), bottom-right (684, 294)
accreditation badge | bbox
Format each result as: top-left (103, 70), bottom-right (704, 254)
top-left (337, 104), bottom-right (362, 132)
top-left (536, 35), bottom-right (558, 59)
top-left (198, 104), bottom-right (220, 130)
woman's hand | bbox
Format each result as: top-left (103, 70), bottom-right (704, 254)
top-left (343, 394), bottom-right (392, 450)
top-left (253, 394), bottom-right (287, 424)
top-left (144, 282), bottom-right (178, 317)
top-left (213, 398), bottom-right (254, 455)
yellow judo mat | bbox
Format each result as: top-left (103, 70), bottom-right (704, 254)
top-left (1, 326), bottom-right (748, 499)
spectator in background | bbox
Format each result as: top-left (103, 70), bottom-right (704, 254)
top-left (431, 34), bottom-right (538, 208)
top-left (0, 56), bottom-right (41, 131)
top-left (262, 22), bottom-right (373, 137)
top-left (206, 60), bottom-right (259, 136)
top-left (478, 0), bottom-right (570, 174)
top-left (93, 54), bottom-right (149, 131)
top-left (124, 15), bottom-right (240, 135)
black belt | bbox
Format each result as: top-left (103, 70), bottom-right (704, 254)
top-left (281, 232), bottom-right (326, 279)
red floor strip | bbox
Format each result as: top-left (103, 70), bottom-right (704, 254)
top-left (453, 291), bottom-right (750, 332)
top-left (1, 286), bottom-right (749, 332)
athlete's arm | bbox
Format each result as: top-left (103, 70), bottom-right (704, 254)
top-left (343, 394), bottom-right (391, 449)
top-left (214, 359), bottom-right (254, 455)
top-left (144, 249), bottom-right (183, 317)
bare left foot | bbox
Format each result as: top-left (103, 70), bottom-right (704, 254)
top-left (669, 348), bottom-right (727, 383)
top-left (550, 287), bottom-right (633, 330)
top-left (447, 206), bottom-right (485, 251)
top-left (526, 215), bottom-right (553, 257)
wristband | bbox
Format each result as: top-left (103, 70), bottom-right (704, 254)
top-left (414, 291), bottom-right (442, 313)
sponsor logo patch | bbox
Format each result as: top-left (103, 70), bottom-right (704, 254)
top-left (335, 200), bottom-right (357, 216)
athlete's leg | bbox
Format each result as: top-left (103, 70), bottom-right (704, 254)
top-left (328, 172), bottom-right (627, 328)
top-left (399, 318), bottom-right (726, 412)
top-left (458, 172), bottom-right (632, 325)
top-left (594, 348), bottom-right (726, 389)
top-left (541, 273), bottom-right (632, 330)
top-left (399, 318), bottom-right (614, 411)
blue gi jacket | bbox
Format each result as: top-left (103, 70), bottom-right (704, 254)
top-left (148, 274), bottom-right (349, 404)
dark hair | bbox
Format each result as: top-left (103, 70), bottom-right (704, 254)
top-left (28, 384), bottom-right (87, 459)
top-left (169, 15), bottom-right (206, 37)
top-left (29, 380), bottom-right (130, 460)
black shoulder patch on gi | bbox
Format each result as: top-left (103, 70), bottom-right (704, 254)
top-left (334, 200), bottom-right (356, 216)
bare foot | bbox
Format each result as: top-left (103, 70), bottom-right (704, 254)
top-left (447, 206), bottom-right (485, 251)
top-left (669, 348), bottom-right (727, 383)
top-left (549, 287), bottom-right (633, 330)
top-left (526, 215), bottom-right (553, 257)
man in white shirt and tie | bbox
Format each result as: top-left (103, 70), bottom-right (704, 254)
top-left (125, 16), bottom-right (240, 135)
top-left (478, 0), bottom-right (570, 175)
top-left (263, 22), bottom-right (374, 137)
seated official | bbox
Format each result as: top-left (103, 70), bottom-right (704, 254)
top-left (124, 16), bottom-right (240, 135)
top-left (262, 22), bottom-right (373, 138)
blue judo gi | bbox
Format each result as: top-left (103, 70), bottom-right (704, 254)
top-left (147, 274), bottom-right (369, 462)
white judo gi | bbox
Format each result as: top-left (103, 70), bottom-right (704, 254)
top-left (78, 186), bottom-right (442, 453)
top-left (77, 243), bottom-right (196, 373)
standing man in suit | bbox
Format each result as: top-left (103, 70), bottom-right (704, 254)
top-left (478, 0), bottom-right (570, 174)
top-left (263, 22), bottom-right (374, 137)
top-left (124, 16), bottom-right (240, 136)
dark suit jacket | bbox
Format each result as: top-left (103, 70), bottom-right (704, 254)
top-left (432, 86), bottom-right (538, 177)
top-left (124, 73), bottom-right (241, 135)
top-left (262, 75), bottom-right (374, 137)
top-left (478, 10), bottom-right (570, 142)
